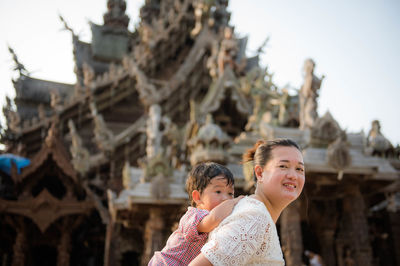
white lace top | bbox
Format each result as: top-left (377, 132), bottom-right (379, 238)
top-left (201, 196), bottom-right (284, 266)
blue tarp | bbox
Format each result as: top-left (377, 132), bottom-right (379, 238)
top-left (0, 154), bottom-right (30, 175)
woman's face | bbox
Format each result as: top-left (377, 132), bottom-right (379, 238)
top-left (258, 146), bottom-right (305, 205)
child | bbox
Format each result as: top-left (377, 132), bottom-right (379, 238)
top-left (148, 162), bottom-right (243, 266)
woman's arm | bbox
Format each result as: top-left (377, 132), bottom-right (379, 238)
top-left (188, 253), bottom-right (212, 266)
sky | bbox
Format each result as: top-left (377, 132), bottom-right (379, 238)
top-left (0, 0), bottom-right (399, 146)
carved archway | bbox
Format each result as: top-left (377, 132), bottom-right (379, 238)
top-left (0, 123), bottom-right (97, 265)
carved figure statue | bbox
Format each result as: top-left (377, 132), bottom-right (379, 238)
top-left (38, 104), bottom-right (47, 121)
top-left (90, 102), bottom-right (114, 152)
top-left (50, 90), bottom-right (63, 113)
top-left (327, 131), bottom-right (351, 180)
top-left (151, 173), bottom-right (171, 199)
top-left (278, 88), bottom-right (290, 126)
top-left (367, 120), bottom-right (393, 157)
top-left (209, 0), bottom-right (230, 30)
top-left (68, 120), bottom-right (90, 175)
top-left (146, 104), bottom-right (171, 158)
top-left (299, 58), bottom-right (324, 129)
top-left (245, 69), bottom-right (278, 131)
top-left (206, 40), bottom-right (219, 79)
top-left (82, 62), bottom-right (95, 89)
top-left (217, 26), bottom-right (238, 76)
top-left (8, 111), bottom-right (21, 133)
top-left (191, 0), bottom-right (208, 37)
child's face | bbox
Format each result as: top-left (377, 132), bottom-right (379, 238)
top-left (196, 175), bottom-right (234, 211)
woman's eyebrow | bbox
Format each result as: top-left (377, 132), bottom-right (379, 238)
top-left (279, 159), bottom-right (304, 165)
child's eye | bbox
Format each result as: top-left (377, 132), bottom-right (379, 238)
top-left (229, 193), bottom-right (234, 197)
top-left (215, 191), bottom-right (221, 194)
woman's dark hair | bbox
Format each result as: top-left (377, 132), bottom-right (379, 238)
top-left (186, 162), bottom-right (234, 207)
top-left (242, 138), bottom-right (301, 181)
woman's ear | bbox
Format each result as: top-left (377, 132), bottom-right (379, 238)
top-left (192, 190), bottom-right (202, 206)
top-left (254, 165), bottom-right (263, 181)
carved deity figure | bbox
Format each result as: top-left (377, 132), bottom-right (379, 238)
top-left (217, 26), bottom-right (239, 76)
top-left (8, 110), bottom-right (21, 133)
top-left (244, 68), bottom-right (278, 131)
top-left (90, 102), bottom-right (114, 152)
top-left (299, 58), bottom-right (324, 129)
top-left (209, 0), bottom-right (230, 30)
top-left (367, 120), bottom-right (393, 157)
top-left (82, 62), bottom-right (95, 89)
top-left (278, 88), bottom-right (290, 126)
top-left (327, 131), bottom-right (351, 180)
top-left (50, 90), bottom-right (63, 113)
top-left (146, 104), bottom-right (171, 158)
top-left (68, 120), bottom-right (90, 175)
top-left (191, 0), bottom-right (208, 37)
top-left (38, 104), bottom-right (47, 121)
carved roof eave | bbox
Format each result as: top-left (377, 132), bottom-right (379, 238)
top-left (200, 67), bottom-right (251, 116)
top-left (124, 27), bottom-right (215, 107)
top-left (12, 131), bottom-right (78, 184)
top-left (87, 116), bottom-right (147, 166)
top-left (303, 147), bottom-right (399, 180)
top-left (13, 74), bottom-right (73, 102)
top-left (12, 26), bottom-right (214, 141)
top-left (12, 71), bottom-right (133, 142)
top-left (109, 185), bottom-right (187, 210)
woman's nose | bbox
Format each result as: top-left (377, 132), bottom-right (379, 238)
top-left (286, 168), bottom-right (297, 179)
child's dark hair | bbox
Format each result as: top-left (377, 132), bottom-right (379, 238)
top-left (186, 162), bottom-right (234, 207)
top-left (242, 138), bottom-right (301, 181)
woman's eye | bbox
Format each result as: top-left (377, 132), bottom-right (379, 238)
top-left (279, 165), bottom-right (287, 169)
top-left (296, 167), bottom-right (304, 172)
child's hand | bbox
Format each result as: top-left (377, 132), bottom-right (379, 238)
top-left (198, 196), bottom-right (244, 233)
top-left (209, 195), bottom-right (244, 223)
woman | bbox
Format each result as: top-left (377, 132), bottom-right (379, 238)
top-left (189, 138), bottom-right (305, 265)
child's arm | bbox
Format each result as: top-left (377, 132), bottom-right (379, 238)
top-left (197, 195), bottom-right (244, 233)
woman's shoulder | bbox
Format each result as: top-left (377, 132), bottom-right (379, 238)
top-left (236, 196), bottom-right (267, 210)
top-left (231, 196), bottom-right (271, 219)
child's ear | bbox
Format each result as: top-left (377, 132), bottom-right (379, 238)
top-left (192, 190), bottom-right (202, 206)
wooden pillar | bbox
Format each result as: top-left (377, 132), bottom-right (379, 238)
top-left (57, 231), bottom-right (71, 266)
top-left (388, 212), bottom-right (400, 266)
top-left (280, 200), bottom-right (303, 266)
top-left (12, 228), bottom-right (26, 266)
top-left (320, 229), bottom-right (335, 266)
top-left (142, 208), bottom-right (165, 266)
top-left (342, 186), bottom-right (373, 266)
top-left (104, 221), bottom-right (121, 266)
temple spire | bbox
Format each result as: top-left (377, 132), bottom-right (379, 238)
top-left (103, 0), bottom-right (130, 28)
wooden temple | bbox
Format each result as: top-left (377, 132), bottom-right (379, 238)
top-left (1, 0), bottom-right (399, 265)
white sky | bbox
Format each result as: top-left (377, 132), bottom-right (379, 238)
top-left (1, 0), bottom-right (399, 145)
